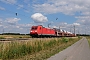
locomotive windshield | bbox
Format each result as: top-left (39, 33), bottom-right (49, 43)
top-left (31, 26), bottom-right (38, 30)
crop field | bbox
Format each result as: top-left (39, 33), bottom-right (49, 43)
top-left (0, 35), bottom-right (31, 39)
top-left (0, 35), bottom-right (81, 60)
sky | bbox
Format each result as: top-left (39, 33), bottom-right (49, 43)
top-left (0, 0), bottom-right (90, 34)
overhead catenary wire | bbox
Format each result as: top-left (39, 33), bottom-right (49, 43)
top-left (0, 0), bottom-right (36, 15)
top-left (0, 0), bottom-right (29, 11)
top-left (0, 0), bottom-right (31, 18)
top-left (0, 7), bottom-right (30, 19)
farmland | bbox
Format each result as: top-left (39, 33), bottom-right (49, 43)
top-left (0, 35), bottom-right (81, 60)
top-left (0, 35), bottom-right (31, 39)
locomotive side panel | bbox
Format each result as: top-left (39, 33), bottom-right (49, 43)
top-left (30, 25), bottom-right (56, 37)
top-left (41, 27), bottom-right (55, 37)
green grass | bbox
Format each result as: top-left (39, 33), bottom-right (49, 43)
top-left (0, 37), bottom-right (81, 60)
top-left (0, 36), bottom-right (5, 39)
top-left (86, 36), bottom-right (90, 46)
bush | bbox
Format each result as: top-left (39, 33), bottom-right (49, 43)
top-left (78, 36), bottom-right (81, 39)
top-left (19, 36), bottom-right (22, 38)
top-left (0, 37), bottom-right (5, 39)
top-left (62, 37), bottom-right (69, 43)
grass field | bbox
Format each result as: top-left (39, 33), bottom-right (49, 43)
top-left (0, 35), bottom-right (81, 60)
top-left (86, 36), bottom-right (90, 46)
top-left (0, 35), bottom-right (31, 39)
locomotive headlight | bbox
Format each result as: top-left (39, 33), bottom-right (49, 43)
top-left (30, 31), bottom-right (32, 32)
top-left (35, 30), bottom-right (37, 32)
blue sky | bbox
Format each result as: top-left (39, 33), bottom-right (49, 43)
top-left (0, 0), bottom-right (90, 34)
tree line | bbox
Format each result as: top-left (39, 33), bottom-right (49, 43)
top-left (0, 33), bottom-right (30, 35)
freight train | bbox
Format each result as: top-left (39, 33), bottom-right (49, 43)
top-left (30, 25), bottom-right (76, 37)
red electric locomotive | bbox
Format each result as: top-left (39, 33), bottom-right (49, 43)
top-left (30, 25), bottom-right (76, 37)
top-left (30, 25), bottom-right (55, 37)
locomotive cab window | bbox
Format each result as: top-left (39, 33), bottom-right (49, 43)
top-left (31, 26), bottom-right (37, 30)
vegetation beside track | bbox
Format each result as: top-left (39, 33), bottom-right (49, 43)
top-left (0, 35), bottom-right (31, 39)
top-left (0, 37), bottom-right (81, 60)
top-left (86, 36), bottom-right (90, 46)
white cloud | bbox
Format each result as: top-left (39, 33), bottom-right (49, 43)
top-left (33, 0), bottom-right (90, 15)
top-left (0, 24), bottom-right (3, 27)
top-left (75, 16), bottom-right (90, 19)
top-left (0, 19), bottom-right (3, 28)
top-left (73, 23), bottom-right (80, 26)
top-left (75, 15), bottom-right (90, 25)
top-left (33, 4), bottom-right (59, 14)
top-left (1, 0), bottom-right (17, 4)
top-left (0, 18), bottom-right (3, 23)
top-left (0, 6), bottom-right (5, 10)
top-left (24, 0), bottom-right (30, 3)
top-left (17, 5), bottom-right (24, 9)
top-left (52, 26), bottom-right (58, 28)
top-left (0, 17), bottom-right (34, 34)
top-left (81, 12), bottom-right (90, 15)
top-left (77, 19), bottom-right (90, 25)
top-left (31, 13), bottom-right (48, 23)
top-left (5, 18), bottom-right (20, 25)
